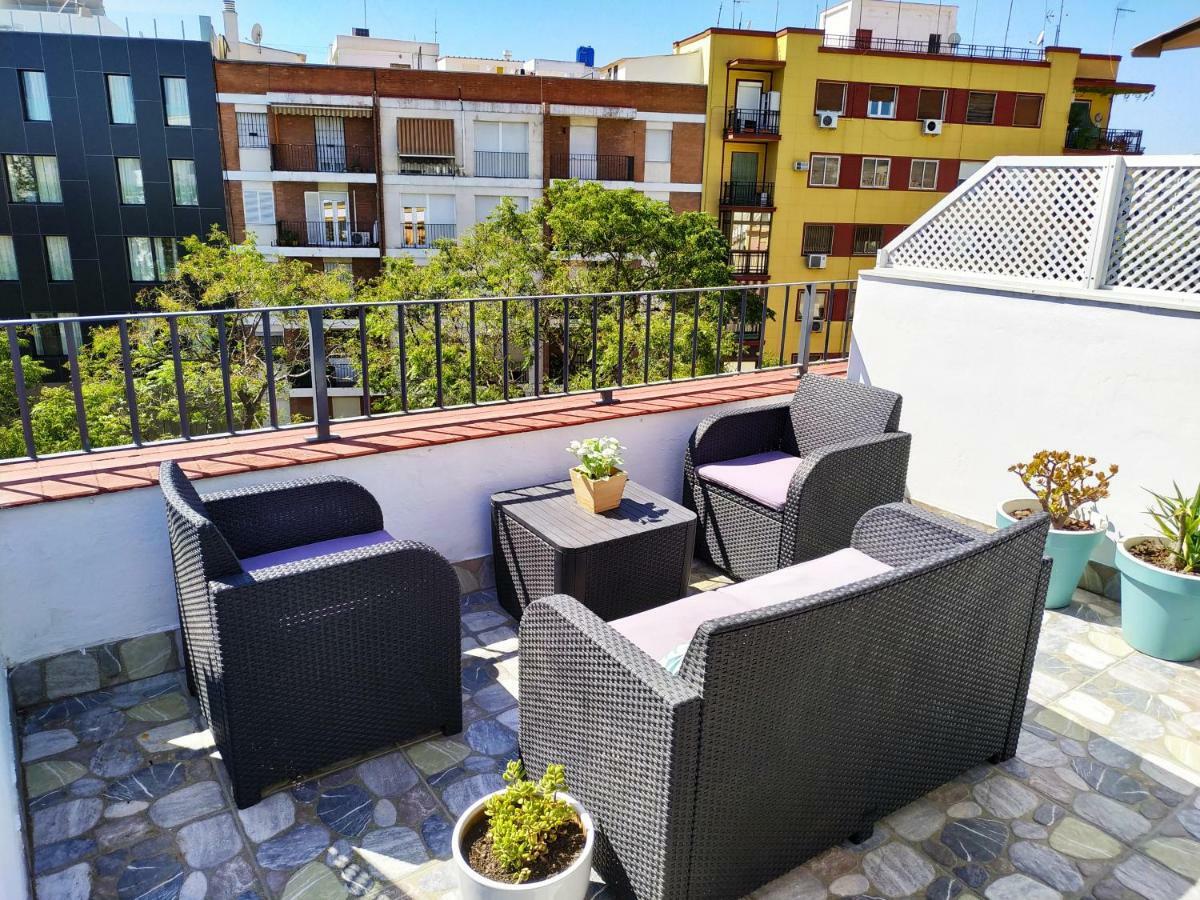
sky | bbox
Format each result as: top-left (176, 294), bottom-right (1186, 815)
top-left (103, 0), bottom-right (1198, 153)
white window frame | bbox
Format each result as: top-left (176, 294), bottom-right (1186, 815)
top-left (236, 111), bottom-right (269, 148)
top-left (5, 154), bottom-right (61, 204)
top-left (1013, 93), bottom-right (1044, 128)
top-left (645, 127), bottom-right (672, 164)
top-left (916, 88), bottom-right (946, 121)
top-left (909, 159), bottom-right (939, 191)
top-left (814, 80), bottom-right (847, 114)
top-left (242, 187), bottom-right (276, 225)
top-left (866, 85), bottom-right (898, 119)
top-left (809, 154), bottom-right (841, 188)
top-left (965, 91), bottom-right (997, 125)
top-left (957, 160), bottom-right (985, 186)
top-left (860, 157), bottom-right (891, 189)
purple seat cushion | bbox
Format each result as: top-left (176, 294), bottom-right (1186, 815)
top-left (239, 530), bottom-right (396, 574)
top-left (696, 450), bottom-right (802, 510)
top-left (610, 548), bottom-right (893, 664)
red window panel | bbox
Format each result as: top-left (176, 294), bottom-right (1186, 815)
top-left (845, 83), bottom-right (869, 118)
top-left (945, 89), bottom-right (968, 124)
top-left (838, 153), bottom-right (862, 189)
top-left (831, 223), bottom-right (856, 257)
top-left (936, 159), bottom-right (960, 192)
top-left (896, 86), bottom-right (921, 121)
top-left (829, 288), bottom-right (851, 321)
top-left (890, 157), bottom-right (912, 191)
top-left (993, 92), bottom-right (1016, 127)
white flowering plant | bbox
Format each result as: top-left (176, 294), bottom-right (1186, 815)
top-left (567, 437), bottom-right (625, 481)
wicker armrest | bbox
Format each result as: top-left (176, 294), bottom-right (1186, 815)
top-left (852, 502), bottom-right (987, 567)
top-left (687, 398), bottom-right (791, 467)
top-left (201, 476), bottom-right (384, 559)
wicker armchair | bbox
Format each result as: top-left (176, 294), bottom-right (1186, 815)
top-left (683, 373), bottom-right (911, 580)
top-left (519, 504), bottom-right (1051, 899)
top-left (159, 461), bottom-right (461, 808)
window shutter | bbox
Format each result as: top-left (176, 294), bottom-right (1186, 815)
top-left (397, 118), bottom-right (455, 156)
top-left (815, 81), bottom-right (845, 112)
top-left (1013, 94), bottom-right (1043, 127)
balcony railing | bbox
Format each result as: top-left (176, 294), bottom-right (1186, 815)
top-left (549, 153), bottom-right (635, 181)
top-left (721, 181), bottom-right (775, 207)
top-left (397, 156), bottom-right (459, 176)
top-left (271, 143), bottom-right (377, 174)
top-left (0, 281), bottom-right (855, 460)
top-left (822, 31), bottom-right (1045, 61)
top-left (274, 219), bottom-right (379, 249)
top-left (475, 150), bottom-right (530, 179)
top-left (400, 223), bottom-right (457, 249)
top-left (725, 108), bottom-right (781, 137)
top-left (1065, 127), bottom-right (1144, 154)
top-left (730, 250), bottom-right (770, 276)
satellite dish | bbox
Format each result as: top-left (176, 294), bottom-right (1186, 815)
top-left (1035, 30), bottom-right (1045, 46)
top-left (250, 22), bottom-right (263, 44)
top-left (947, 31), bottom-right (961, 46)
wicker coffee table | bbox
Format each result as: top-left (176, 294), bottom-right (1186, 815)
top-left (491, 480), bottom-right (697, 621)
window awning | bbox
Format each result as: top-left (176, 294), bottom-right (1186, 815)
top-left (1073, 78), bottom-right (1156, 96)
top-left (272, 104), bottom-right (372, 118)
top-left (397, 118), bottom-right (455, 157)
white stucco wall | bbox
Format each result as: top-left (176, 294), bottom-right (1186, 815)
top-left (848, 270), bottom-right (1200, 555)
top-left (0, 668), bottom-right (30, 900)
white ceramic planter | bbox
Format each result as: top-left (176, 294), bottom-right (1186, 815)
top-left (997, 499), bottom-right (1105, 609)
top-left (451, 790), bottom-right (595, 900)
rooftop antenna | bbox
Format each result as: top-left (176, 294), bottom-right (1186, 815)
top-left (1054, 0), bottom-right (1065, 44)
top-left (433, 10), bottom-right (437, 42)
top-left (362, 0), bottom-right (367, 30)
top-left (716, 0), bottom-right (724, 27)
top-left (1112, 3), bottom-right (1133, 45)
top-left (1002, 0), bottom-right (1015, 46)
top-left (732, 0), bottom-right (746, 28)
top-left (774, 0), bottom-right (780, 30)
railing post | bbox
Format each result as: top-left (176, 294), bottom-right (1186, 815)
top-left (1088, 156), bottom-right (1127, 291)
top-left (305, 306), bottom-right (338, 443)
top-left (797, 283), bottom-right (816, 376)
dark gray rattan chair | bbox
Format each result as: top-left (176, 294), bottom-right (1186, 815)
top-left (683, 373), bottom-right (911, 581)
top-left (159, 461), bottom-right (461, 808)
top-left (519, 504), bottom-right (1051, 899)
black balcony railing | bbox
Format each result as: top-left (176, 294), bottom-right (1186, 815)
top-left (730, 250), bottom-right (770, 276)
top-left (822, 31), bottom-right (1045, 61)
top-left (475, 150), bottom-right (530, 178)
top-left (549, 153), bottom-right (635, 181)
top-left (271, 143), bottom-right (377, 174)
top-left (1065, 127), bottom-right (1144, 154)
top-left (274, 220), bottom-right (379, 249)
top-left (397, 157), bottom-right (459, 176)
top-left (721, 181), bottom-right (775, 207)
top-left (401, 223), bottom-right (457, 249)
top-left (725, 108), bottom-right (782, 136)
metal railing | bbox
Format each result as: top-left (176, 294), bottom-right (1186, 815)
top-left (271, 143), bottom-right (377, 174)
top-left (822, 31), bottom-right (1045, 61)
top-left (475, 150), bottom-right (530, 178)
top-left (725, 108), bottom-right (782, 136)
top-left (721, 181), bottom-right (775, 207)
top-left (1065, 127), bottom-right (1144, 154)
top-left (397, 157), bottom-right (459, 176)
top-left (730, 250), bottom-right (770, 276)
top-left (1, 281), bottom-right (855, 462)
top-left (548, 154), bottom-right (635, 181)
top-left (400, 223), bottom-right (457, 248)
top-left (274, 219), bottom-right (379, 249)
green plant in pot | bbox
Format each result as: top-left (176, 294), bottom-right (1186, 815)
top-left (997, 450), bottom-right (1117, 609)
top-left (1117, 482), bottom-right (1200, 661)
top-left (452, 760), bottom-right (595, 898)
top-left (567, 436), bottom-right (628, 514)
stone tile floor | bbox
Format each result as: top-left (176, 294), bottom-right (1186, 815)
top-left (19, 563), bottom-right (1200, 899)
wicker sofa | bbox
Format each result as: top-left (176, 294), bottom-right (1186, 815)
top-left (518, 503), bottom-right (1051, 899)
top-left (159, 461), bottom-right (462, 808)
top-left (683, 373), bottom-right (911, 580)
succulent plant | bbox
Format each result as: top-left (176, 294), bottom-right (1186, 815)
top-left (1009, 450), bottom-right (1117, 530)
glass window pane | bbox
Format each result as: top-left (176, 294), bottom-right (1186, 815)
top-left (966, 92), bottom-right (996, 124)
top-left (0, 236), bottom-right (17, 280)
top-left (171, 159), bottom-right (197, 206)
top-left (815, 81), bottom-right (845, 112)
top-left (21, 71), bottom-right (51, 122)
top-left (46, 236), bottom-right (72, 281)
top-left (127, 237), bottom-right (155, 281)
top-left (917, 89), bottom-right (945, 120)
top-left (867, 86), bottom-right (896, 117)
top-left (163, 78), bottom-right (190, 126)
top-left (6, 155), bottom-right (38, 203)
top-left (107, 74), bottom-right (135, 124)
top-left (802, 224), bottom-right (834, 255)
top-left (645, 128), bottom-right (671, 163)
top-left (1014, 94), bottom-right (1043, 127)
top-left (117, 158), bottom-right (144, 204)
top-left (236, 112), bottom-right (268, 148)
top-left (34, 156), bottom-right (61, 202)
top-left (154, 238), bottom-right (178, 279)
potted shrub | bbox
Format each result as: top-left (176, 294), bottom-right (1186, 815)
top-left (1117, 482), bottom-right (1200, 661)
top-left (566, 437), bottom-right (627, 514)
top-left (452, 761), bottom-right (595, 899)
top-left (997, 450), bottom-right (1117, 609)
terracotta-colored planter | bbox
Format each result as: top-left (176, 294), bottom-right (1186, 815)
top-left (569, 468), bottom-right (627, 514)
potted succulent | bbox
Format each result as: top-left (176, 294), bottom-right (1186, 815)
top-left (566, 437), bottom-right (627, 514)
top-left (1117, 482), bottom-right (1200, 661)
top-left (997, 451), bottom-right (1117, 609)
top-left (452, 761), bottom-right (595, 899)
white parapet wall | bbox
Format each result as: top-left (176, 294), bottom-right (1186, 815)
top-left (0, 667), bottom-right (30, 900)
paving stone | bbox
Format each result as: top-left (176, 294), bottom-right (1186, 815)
top-left (862, 842), bottom-right (935, 895)
top-left (1113, 853), bottom-right (1192, 900)
top-left (421, 812), bottom-right (453, 858)
top-left (394, 785), bottom-right (439, 828)
top-left (116, 852), bottom-right (184, 900)
top-left (472, 682), bottom-right (518, 712)
top-left (406, 736), bottom-right (471, 775)
top-left (1070, 758), bottom-right (1150, 803)
top-left (238, 792), bottom-right (295, 843)
top-left (361, 825), bottom-right (429, 865)
top-left (974, 777), bottom-right (1039, 818)
top-left (465, 718), bottom-right (518, 756)
top-left (984, 873), bottom-right (1062, 900)
top-left (25, 760), bottom-right (87, 797)
top-left (36, 862), bottom-right (91, 900)
top-left (317, 784), bottom-right (373, 836)
top-left (177, 812), bottom-right (243, 869)
top-left (441, 772), bottom-right (504, 817)
top-left (1140, 796), bottom-right (1170, 819)
top-left (1015, 732), bottom-right (1069, 768)
top-left (1009, 841), bottom-right (1084, 892)
top-left (180, 870), bottom-right (207, 900)
top-left (1034, 804), bottom-right (1066, 828)
top-left (357, 750), bottom-right (419, 797)
top-left (96, 814), bottom-right (155, 852)
top-left (11, 661), bottom-right (44, 707)
top-left (91, 737), bottom-right (143, 778)
top-left (1034, 709), bottom-right (1090, 740)
top-left (1143, 836), bottom-right (1200, 879)
top-left (462, 610), bottom-right (507, 632)
top-left (1011, 821), bottom-right (1048, 840)
top-left (106, 800), bottom-right (149, 819)
top-left (105, 762), bottom-right (186, 802)
top-left (1049, 817), bottom-right (1122, 859)
top-left (210, 856), bottom-right (259, 900)
top-left (887, 800), bottom-right (946, 842)
top-left (135, 719), bottom-right (201, 753)
top-left (280, 861), bottom-right (347, 900)
top-left (926, 875), bottom-right (963, 900)
top-left (32, 796), bottom-right (103, 845)
top-left (1074, 792), bottom-right (1152, 843)
top-left (256, 823), bottom-right (331, 870)
top-left (45, 653), bottom-right (100, 699)
top-left (497, 706), bottom-right (519, 731)
top-left (119, 633), bottom-right (174, 680)
top-left (1176, 808), bottom-right (1200, 840)
top-left (68, 776), bottom-right (105, 797)
top-left (127, 693), bottom-right (189, 723)
top-left (830, 873), bottom-right (869, 896)
top-left (34, 836), bottom-right (96, 875)
top-left (23, 728), bottom-right (79, 763)
top-left (940, 819), bottom-right (1008, 863)
top-left (373, 799), bottom-right (396, 828)
top-left (953, 863), bottom-right (989, 889)
top-left (478, 626), bottom-right (518, 645)
top-left (149, 780), bottom-right (225, 828)
top-left (947, 801), bottom-right (983, 819)
top-left (75, 706), bottom-right (125, 743)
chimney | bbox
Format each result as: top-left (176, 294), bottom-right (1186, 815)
top-left (223, 0), bottom-right (239, 59)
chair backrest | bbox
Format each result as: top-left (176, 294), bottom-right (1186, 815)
top-left (784, 373), bottom-right (902, 457)
top-left (159, 461), bottom-right (242, 580)
top-left (676, 512), bottom-right (1048, 897)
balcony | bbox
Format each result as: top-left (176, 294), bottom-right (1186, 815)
top-left (274, 219), bottom-right (379, 249)
top-left (729, 249), bottom-right (769, 277)
top-left (1065, 127), bottom-right (1145, 154)
top-left (548, 153), bottom-right (635, 181)
top-left (270, 142), bottom-right (377, 174)
top-left (399, 222), bottom-right (457, 248)
top-left (724, 107), bottom-right (781, 139)
top-left (822, 31), bottom-right (1045, 61)
top-left (397, 156), bottom-right (459, 176)
top-left (474, 150), bottom-right (530, 179)
top-left (720, 180), bottom-right (775, 208)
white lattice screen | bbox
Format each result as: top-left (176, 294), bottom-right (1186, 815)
top-left (882, 157), bottom-right (1200, 300)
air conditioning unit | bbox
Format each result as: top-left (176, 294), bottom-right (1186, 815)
top-left (807, 253), bottom-right (828, 269)
top-left (816, 110), bottom-right (839, 129)
top-left (351, 231), bottom-right (372, 246)
top-left (811, 319), bottom-right (826, 333)
top-left (922, 118), bottom-right (943, 135)
top-left (792, 159), bottom-right (808, 172)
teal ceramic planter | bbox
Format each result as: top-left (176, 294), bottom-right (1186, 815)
top-left (1117, 537), bottom-right (1200, 662)
top-left (997, 500), bottom-right (1104, 609)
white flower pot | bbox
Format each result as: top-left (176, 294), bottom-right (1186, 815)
top-left (451, 790), bottom-right (595, 900)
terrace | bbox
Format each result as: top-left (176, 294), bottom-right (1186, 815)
top-left (1, 155), bottom-right (1199, 900)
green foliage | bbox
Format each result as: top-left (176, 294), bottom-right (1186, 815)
top-left (1009, 450), bottom-right (1118, 530)
top-left (567, 436), bottom-right (624, 480)
top-left (484, 761), bottom-right (576, 884)
top-left (1146, 482), bottom-right (1200, 574)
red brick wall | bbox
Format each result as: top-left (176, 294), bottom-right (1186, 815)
top-left (272, 113), bottom-right (315, 147)
top-left (598, 118), bottom-right (645, 181)
top-left (543, 115), bottom-right (570, 183)
top-left (218, 104), bottom-right (240, 170)
top-left (671, 122), bottom-right (704, 183)
top-left (225, 183), bottom-right (245, 241)
top-left (669, 192), bottom-right (701, 212)
top-left (272, 183), bottom-right (379, 232)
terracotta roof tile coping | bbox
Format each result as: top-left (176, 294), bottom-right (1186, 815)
top-left (0, 365), bottom-right (846, 509)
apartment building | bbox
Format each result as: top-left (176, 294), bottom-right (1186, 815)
top-left (215, 61), bottom-right (706, 278)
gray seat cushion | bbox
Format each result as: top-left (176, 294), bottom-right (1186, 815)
top-left (239, 530), bottom-right (395, 574)
top-left (695, 450), bottom-right (802, 510)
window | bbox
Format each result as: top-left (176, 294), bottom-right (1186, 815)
top-left (127, 237), bottom-right (178, 282)
top-left (916, 88), bottom-right (946, 121)
top-left (162, 77), bottom-right (190, 126)
top-left (20, 71), bottom-right (51, 122)
top-left (31, 313), bottom-right (81, 357)
top-left (867, 85), bottom-right (897, 118)
top-left (957, 160), bottom-right (985, 185)
top-left (171, 160), bottom-right (197, 206)
top-left (852, 225), bottom-right (884, 256)
top-left (802, 223), bottom-right (834, 255)
top-left (5, 155), bottom-right (61, 203)
top-left (815, 80), bottom-right (846, 113)
top-left (474, 121), bottom-right (530, 177)
top-left (809, 154), bottom-right (841, 188)
top-left (116, 157), bottom-right (144, 204)
top-left (645, 128), bottom-right (672, 163)
top-left (909, 159), bottom-right (939, 190)
top-left (242, 187), bottom-right (276, 225)
top-left (966, 91), bottom-right (996, 124)
top-left (398, 117), bottom-right (456, 175)
top-left (402, 204), bottom-right (427, 247)
top-left (107, 74), bottom-right (135, 124)
top-left (794, 288), bottom-right (829, 322)
top-left (45, 236), bottom-right (72, 281)
top-left (1013, 93), bottom-right (1044, 127)
top-left (474, 194), bottom-right (527, 222)
top-left (860, 157), bottom-right (891, 188)
top-left (236, 112), bottom-right (268, 148)
top-left (722, 210), bottom-right (771, 252)
top-left (0, 236), bottom-right (17, 280)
